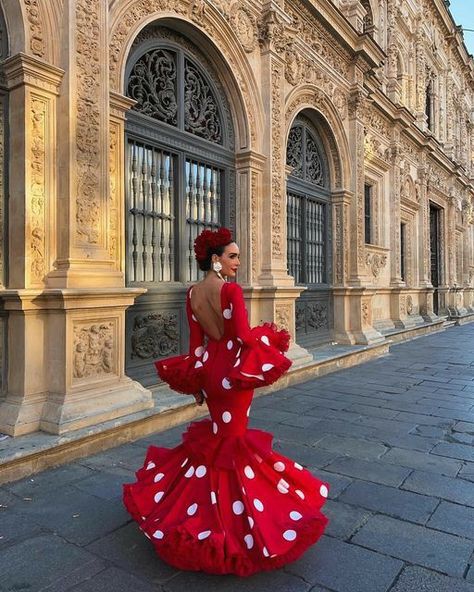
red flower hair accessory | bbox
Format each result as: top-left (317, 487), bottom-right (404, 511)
top-left (194, 227), bottom-right (233, 262)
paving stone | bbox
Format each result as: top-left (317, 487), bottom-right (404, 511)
top-left (352, 514), bottom-right (474, 576)
top-left (459, 463), bottom-right (474, 482)
top-left (390, 565), bottom-right (474, 592)
top-left (4, 463), bottom-right (96, 498)
top-left (382, 447), bottom-right (463, 476)
top-left (366, 431), bottom-right (437, 453)
top-left (446, 431), bottom-right (474, 445)
top-left (274, 440), bottom-right (338, 468)
top-left (322, 499), bottom-right (371, 540)
top-left (313, 434), bottom-right (388, 460)
top-left (0, 534), bottom-right (104, 592)
top-left (305, 468), bottom-right (352, 499)
top-left (69, 566), bottom-right (161, 592)
top-left (417, 397), bottom-right (474, 411)
top-left (427, 501), bottom-right (474, 539)
top-left (0, 487), bottom-right (19, 508)
top-left (345, 404), bottom-right (401, 419)
top-left (323, 456), bottom-right (411, 487)
top-left (86, 522), bottom-right (178, 584)
top-left (0, 508), bottom-right (47, 549)
top-left (467, 565), bottom-right (474, 583)
top-left (18, 486), bottom-right (130, 546)
top-left (306, 419), bottom-right (378, 441)
top-left (410, 424), bottom-right (446, 438)
top-left (286, 535), bottom-right (403, 592)
top-left (79, 444), bottom-right (152, 472)
top-left (402, 469), bottom-right (474, 506)
top-left (431, 442), bottom-right (474, 462)
top-left (339, 480), bottom-right (438, 524)
top-left (454, 421), bottom-right (474, 433)
top-left (280, 414), bottom-right (327, 429)
top-left (73, 468), bottom-right (132, 500)
top-left (164, 568), bottom-right (312, 592)
top-left (394, 411), bottom-right (453, 427)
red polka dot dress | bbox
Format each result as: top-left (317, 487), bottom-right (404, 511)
top-left (123, 282), bottom-right (329, 576)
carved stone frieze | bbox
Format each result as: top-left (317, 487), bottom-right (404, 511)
top-left (271, 61), bottom-right (284, 257)
top-left (275, 303), bottom-right (291, 332)
top-left (361, 299), bottom-right (370, 326)
top-left (295, 301), bottom-right (328, 332)
top-left (75, 0), bottom-right (102, 245)
top-left (251, 171), bottom-right (258, 282)
top-left (366, 251), bottom-right (388, 278)
top-left (231, 4), bottom-right (257, 53)
top-left (23, 0), bottom-right (46, 58)
top-left (73, 321), bottom-right (116, 379)
top-left (30, 97), bottom-right (47, 283)
top-left (109, 125), bottom-right (119, 263)
top-left (0, 98), bottom-right (4, 285)
top-left (131, 311), bottom-right (179, 359)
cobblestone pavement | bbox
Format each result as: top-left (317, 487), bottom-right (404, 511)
top-left (1, 324), bottom-right (474, 592)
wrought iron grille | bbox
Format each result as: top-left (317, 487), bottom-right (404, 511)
top-left (127, 140), bottom-right (175, 283)
top-left (287, 123), bottom-right (326, 187)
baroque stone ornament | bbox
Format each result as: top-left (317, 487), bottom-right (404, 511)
top-left (231, 5), bottom-right (257, 53)
top-left (365, 252), bottom-right (388, 278)
top-left (275, 304), bottom-right (291, 332)
top-left (75, 0), bottom-right (102, 245)
top-left (109, 125), bottom-right (119, 263)
top-left (23, 0), bottom-right (46, 58)
top-left (271, 61), bottom-right (284, 257)
top-left (73, 322), bottom-right (116, 379)
top-left (0, 98), bottom-right (4, 285)
top-left (30, 98), bottom-right (47, 283)
top-left (131, 311), bottom-right (179, 359)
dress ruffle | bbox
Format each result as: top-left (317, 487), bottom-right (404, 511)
top-left (229, 324), bottom-right (292, 390)
top-left (155, 354), bottom-right (203, 395)
top-left (123, 419), bottom-right (329, 577)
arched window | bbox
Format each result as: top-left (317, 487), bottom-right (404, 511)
top-left (286, 115), bottom-right (332, 347)
top-left (124, 25), bottom-right (236, 386)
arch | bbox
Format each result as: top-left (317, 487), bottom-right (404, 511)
top-left (285, 85), bottom-right (351, 191)
top-left (108, 1), bottom-right (263, 152)
top-left (0, 0), bottom-right (26, 57)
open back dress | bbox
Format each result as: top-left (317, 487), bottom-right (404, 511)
top-left (123, 281), bottom-right (329, 576)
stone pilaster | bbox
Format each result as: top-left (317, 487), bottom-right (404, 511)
top-left (388, 142), bottom-right (403, 286)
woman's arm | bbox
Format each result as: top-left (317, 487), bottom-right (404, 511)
top-left (227, 283), bottom-right (253, 344)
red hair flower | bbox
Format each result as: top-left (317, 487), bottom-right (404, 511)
top-left (194, 227), bottom-right (233, 262)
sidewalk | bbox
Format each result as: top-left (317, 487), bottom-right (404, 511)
top-left (1, 324), bottom-right (474, 592)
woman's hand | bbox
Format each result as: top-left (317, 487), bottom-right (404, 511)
top-left (193, 391), bottom-right (205, 406)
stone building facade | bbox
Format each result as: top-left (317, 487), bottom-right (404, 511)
top-left (0, 0), bottom-right (473, 437)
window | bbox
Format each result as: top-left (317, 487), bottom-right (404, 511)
top-left (364, 183), bottom-right (372, 244)
top-left (425, 80), bottom-right (434, 131)
top-left (400, 222), bottom-right (407, 282)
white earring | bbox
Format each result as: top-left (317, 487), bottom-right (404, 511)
top-left (212, 261), bottom-right (222, 273)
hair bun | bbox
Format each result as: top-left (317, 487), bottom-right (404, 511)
top-left (194, 227), bottom-right (233, 262)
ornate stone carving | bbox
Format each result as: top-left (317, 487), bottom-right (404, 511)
top-left (251, 171), bottom-right (258, 282)
top-left (271, 61), bottom-right (284, 257)
top-left (231, 5), bottom-right (257, 53)
top-left (275, 304), bottom-right (291, 332)
top-left (131, 311), bottom-right (179, 359)
top-left (23, 0), bottom-right (46, 58)
top-left (75, 0), bottom-right (102, 245)
top-left (0, 98), bottom-right (4, 285)
top-left (109, 125), bottom-right (119, 263)
top-left (73, 321), bottom-right (116, 379)
top-left (30, 97), bottom-right (47, 283)
top-left (361, 300), bottom-right (370, 326)
top-left (406, 294), bottom-right (414, 315)
top-left (365, 252), bottom-right (388, 277)
top-left (295, 301), bottom-right (328, 332)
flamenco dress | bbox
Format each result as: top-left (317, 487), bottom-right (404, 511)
top-left (123, 281), bottom-right (329, 576)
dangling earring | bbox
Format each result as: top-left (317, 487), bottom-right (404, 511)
top-left (212, 260), bottom-right (225, 281)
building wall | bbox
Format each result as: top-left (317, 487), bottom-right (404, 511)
top-left (0, 0), bottom-right (472, 436)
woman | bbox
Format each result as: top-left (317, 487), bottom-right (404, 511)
top-left (123, 227), bottom-right (329, 576)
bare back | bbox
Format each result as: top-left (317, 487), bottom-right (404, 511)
top-left (189, 278), bottom-right (226, 341)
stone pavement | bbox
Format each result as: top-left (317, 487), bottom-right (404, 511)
top-left (1, 324), bottom-right (474, 592)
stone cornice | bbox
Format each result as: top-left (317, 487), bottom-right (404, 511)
top-left (3, 53), bottom-right (64, 93)
top-left (109, 91), bottom-right (136, 119)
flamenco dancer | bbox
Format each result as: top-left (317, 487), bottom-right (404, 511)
top-left (123, 227), bottom-right (329, 576)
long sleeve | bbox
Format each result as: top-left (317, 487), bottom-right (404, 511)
top-left (227, 283), bottom-right (253, 345)
top-left (186, 288), bottom-right (204, 356)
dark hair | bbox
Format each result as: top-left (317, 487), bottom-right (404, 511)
top-left (197, 242), bottom-right (233, 272)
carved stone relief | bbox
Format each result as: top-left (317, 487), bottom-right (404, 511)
top-left (23, 0), bottom-right (46, 58)
top-left (131, 311), bottom-right (179, 359)
top-left (271, 61), bottom-right (284, 257)
top-left (0, 97), bottom-right (4, 285)
top-left (250, 171), bottom-right (258, 282)
top-left (365, 251), bottom-right (388, 278)
top-left (30, 97), bottom-right (47, 283)
top-left (73, 321), bottom-right (116, 379)
top-left (275, 303), bottom-right (291, 332)
top-left (109, 124), bottom-right (119, 264)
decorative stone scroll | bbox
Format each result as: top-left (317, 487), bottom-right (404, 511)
top-left (73, 320), bottom-right (117, 379)
top-left (30, 97), bottom-right (47, 283)
top-left (271, 61), bottom-right (284, 257)
top-left (23, 0), bottom-right (46, 58)
top-left (365, 251), bottom-right (388, 278)
top-left (275, 303), bottom-right (292, 332)
top-left (130, 311), bottom-right (179, 359)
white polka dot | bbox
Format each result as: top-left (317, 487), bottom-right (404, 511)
top-left (227, 340), bottom-right (233, 350)
top-left (194, 360), bottom-right (203, 369)
top-left (237, 337), bottom-right (243, 344)
top-left (274, 461), bottom-right (285, 472)
top-left (320, 484), bottom-right (329, 498)
top-left (146, 461), bottom-right (156, 470)
top-left (244, 466), bottom-right (255, 479)
top-left (260, 335), bottom-right (270, 346)
top-left (210, 491), bottom-right (217, 504)
top-left (244, 534), bottom-right (254, 549)
top-left (233, 500), bottom-right (244, 515)
top-left (262, 363), bottom-right (274, 372)
top-left (212, 422), bottom-right (218, 434)
top-left (154, 491), bottom-right (164, 503)
top-left (181, 457), bottom-right (189, 467)
top-left (290, 511), bottom-right (302, 521)
top-left (203, 351), bottom-right (209, 362)
top-left (223, 308), bottom-right (232, 319)
top-left (236, 348), bottom-right (242, 357)
top-left (198, 530), bottom-right (211, 540)
top-left (246, 406), bottom-right (251, 417)
top-left (187, 503), bottom-right (198, 516)
top-left (194, 346), bottom-right (204, 357)
top-left (253, 498), bottom-right (264, 512)
top-left (196, 465), bottom-right (207, 478)
top-left (222, 378), bottom-right (232, 390)
top-left (234, 358), bottom-right (241, 367)
top-left (153, 529), bottom-right (164, 539)
top-left (184, 466), bottom-right (195, 478)
top-left (192, 314), bottom-right (197, 322)
top-left (294, 462), bottom-right (303, 470)
top-left (283, 529), bottom-right (297, 541)
top-left (222, 411), bottom-right (232, 423)
top-left (154, 472), bottom-right (164, 483)
top-left (277, 479), bottom-right (289, 494)
top-left (295, 489), bottom-right (305, 500)
top-left (263, 546), bottom-right (269, 557)
top-left (248, 516), bottom-right (254, 528)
